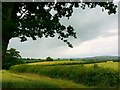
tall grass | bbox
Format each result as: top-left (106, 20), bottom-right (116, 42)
top-left (2, 70), bottom-right (87, 88)
top-left (2, 70), bottom-right (59, 88)
top-left (10, 64), bottom-right (120, 88)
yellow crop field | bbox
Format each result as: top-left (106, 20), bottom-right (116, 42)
top-left (85, 61), bottom-right (119, 71)
top-left (27, 60), bottom-right (83, 65)
top-left (27, 60), bottom-right (119, 71)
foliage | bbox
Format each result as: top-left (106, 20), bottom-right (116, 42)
top-left (2, 48), bottom-right (24, 70)
top-left (2, 56), bottom-right (24, 70)
top-left (2, 2), bottom-right (117, 49)
top-left (6, 48), bottom-right (21, 59)
top-left (46, 57), bottom-right (53, 61)
top-left (10, 62), bottom-right (120, 88)
top-left (2, 1), bottom-right (118, 61)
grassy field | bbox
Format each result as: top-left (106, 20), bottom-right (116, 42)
top-left (26, 60), bottom-right (119, 71)
top-left (26, 60), bottom-right (118, 67)
top-left (97, 61), bottom-right (119, 70)
top-left (10, 61), bottom-right (120, 88)
top-left (2, 70), bottom-right (88, 88)
top-left (2, 60), bottom-right (120, 88)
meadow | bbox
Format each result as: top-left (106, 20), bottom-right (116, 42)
top-left (2, 60), bottom-right (120, 88)
top-left (2, 70), bottom-right (87, 88)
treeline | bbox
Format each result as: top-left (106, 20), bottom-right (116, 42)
top-left (2, 48), bottom-right (120, 70)
top-left (80, 56), bottom-right (120, 61)
top-left (2, 48), bottom-right (55, 69)
top-left (21, 57), bottom-right (54, 63)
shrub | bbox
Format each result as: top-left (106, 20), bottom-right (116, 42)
top-left (2, 55), bottom-right (24, 70)
top-left (2, 48), bottom-right (24, 70)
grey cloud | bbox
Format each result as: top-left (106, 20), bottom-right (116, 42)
top-left (60, 6), bottom-right (118, 43)
top-left (8, 6), bottom-right (118, 58)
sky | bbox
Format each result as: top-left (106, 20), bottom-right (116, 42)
top-left (8, 2), bottom-right (118, 59)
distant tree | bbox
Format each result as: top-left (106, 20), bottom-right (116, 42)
top-left (70, 59), bottom-right (73, 61)
top-left (46, 57), bottom-right (53, 61)
top-left (58, 58), bottom-right (60, 60)
top-left (38, 58), bottom-right (41, 60)
top-left (27, 58), bottom-right (31, 60)
top-left (2, 1), bottom-right (117, 60)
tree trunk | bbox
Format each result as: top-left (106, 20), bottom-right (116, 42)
top-left (2, 3), bottom-right (15, 60)
top-left (2, 36), bottom-right (10, 60)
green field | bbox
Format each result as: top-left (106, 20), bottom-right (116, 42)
top-left (2, 70), bottom-right (88, 88)
top-left (27, 60), bottom-right (119, 70)
top-left (2, 60), bottom-right (120, 88)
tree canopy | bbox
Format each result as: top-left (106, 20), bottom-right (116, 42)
top-left (2, 1), bottom-right (117, 59)
top-left (2, 48), bottom-right (23, 69)
top-left (6, 48), bottom-right (21, 59)
top-left (46, 56), bottom-right (53, 61)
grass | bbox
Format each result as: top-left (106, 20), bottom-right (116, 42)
top-left (2, 70), bottom-right (88, 88)
top-left (26, 60), bottom-right (119, 71)
top-left (97, 61), bottom-right (119, 71)
top-left (26, 60), bottom-right (119, 74)
top-left (10, 61), bottom-right (120, 88)
top-left (3, 60), bottom-right (120, 88)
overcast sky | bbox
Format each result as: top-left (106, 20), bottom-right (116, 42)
top-left (8, 3), bottom-right (118, 59)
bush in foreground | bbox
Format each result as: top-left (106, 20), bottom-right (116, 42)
top-left (2, 48), bottom-right (24, 70)
top-left (2, 55), bottom-right (24, 70)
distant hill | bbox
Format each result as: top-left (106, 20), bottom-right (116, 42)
top-left (79, 56), bottom-right (119, 61)
top-left (59, 56), bottom-right (119, 61)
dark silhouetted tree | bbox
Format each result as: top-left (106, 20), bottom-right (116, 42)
top-left (2, 48), bottom-right (23, 69)
top-left (46, 57), bottom-right (53, 61)
top-left (6, 48), bottom-right (21, 59)
top-left (2, 1), bottom-right (117, 59)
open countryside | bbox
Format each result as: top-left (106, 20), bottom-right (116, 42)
top-left (2, 1), bottom-right (119, 89)
top-left (2, 57), bottom-right (120, 88)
